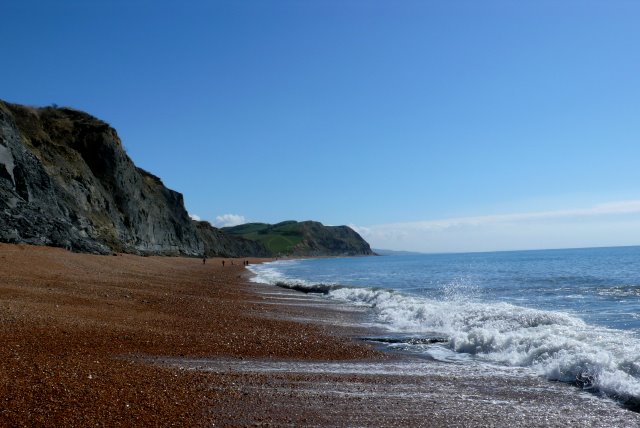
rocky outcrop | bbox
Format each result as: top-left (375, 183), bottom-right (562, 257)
top-left (0, 101), bottom-right (203, 255)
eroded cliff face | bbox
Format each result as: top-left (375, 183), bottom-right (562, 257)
top-left (292, 221), bottom-right (375, 256)
top-left (0, 101), bottom-right (374, 258)
top-left (0, 102), bottom-right (202, 255)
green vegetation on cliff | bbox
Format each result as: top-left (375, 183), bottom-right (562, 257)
top-left (223, 221), bottom-right (304, 254)
top-left (0, 100), bottom-right (375, 258)
top-left (223, 221), bottom-right (375, 256)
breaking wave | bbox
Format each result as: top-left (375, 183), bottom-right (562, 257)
top-left (249, 262), bottom-right (640, 406)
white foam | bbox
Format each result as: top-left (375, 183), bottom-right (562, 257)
top-left (335, 286), bottom-right (640, 400)
top-left (248, 261), bottom-right (333, 288)
top-left (249, 262), bottom-right (640, 402)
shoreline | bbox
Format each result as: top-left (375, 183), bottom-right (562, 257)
top-left (2, 243), bottom-right (640, 426)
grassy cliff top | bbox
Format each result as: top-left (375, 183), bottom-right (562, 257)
top-left (222, 221), bottom-right (374, 256)
top-left (222, 221), bottom-right (304, 254)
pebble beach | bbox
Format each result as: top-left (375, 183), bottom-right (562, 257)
top-left (2, 243), bottom-right (640, 427)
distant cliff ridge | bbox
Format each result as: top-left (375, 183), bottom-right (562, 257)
top-left (0, 101), bottom-right (374, 257)
top-left (194, 220), bottom-right (270, 258)
top-left (223, 221), bottom-right (376, 256)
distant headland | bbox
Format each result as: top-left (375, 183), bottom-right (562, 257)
top-left (0, 101), bottom-right (374, 257)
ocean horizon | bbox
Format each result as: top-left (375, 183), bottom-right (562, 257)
top-left (376, 243), bottom-right (640, 256)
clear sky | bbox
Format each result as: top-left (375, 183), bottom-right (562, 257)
top-left (2, 1), bottom-right (640, 252)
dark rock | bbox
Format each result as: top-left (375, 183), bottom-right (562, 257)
top-left (293, 221), bottom-right (376, 256)
top-left (0, 100), bottom-right (375, 258)
top-left (0, 101), bottom-right (204, 255)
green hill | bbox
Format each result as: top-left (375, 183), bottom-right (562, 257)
top-left (222, 221), bottom-right (375, 256)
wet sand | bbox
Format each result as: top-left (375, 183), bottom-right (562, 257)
top-left (1, 243), bottom-right (639, 427)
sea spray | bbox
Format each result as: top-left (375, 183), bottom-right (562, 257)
top-left (248, 250), bottom-right (640, 406)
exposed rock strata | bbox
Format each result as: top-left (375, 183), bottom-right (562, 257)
top-left (0, 101), bottom-right (373, 258)
top-left (0, 102), bottom-right (201, 255)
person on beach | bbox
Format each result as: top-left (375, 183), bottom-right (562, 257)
top-left (222, 260), bottom-right (225, 267)
top-left (202, 255), bottom-right (206, 264)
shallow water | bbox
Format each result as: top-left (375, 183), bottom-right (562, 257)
top-left (166, 356), bottom-right (640, 427)
top-left (249, 246), bottom-right (640, 408)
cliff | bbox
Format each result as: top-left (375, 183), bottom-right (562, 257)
top-left (0, 101), bottom-right (207, 255)
top-left (294, 221), bottom-right (376, 256)
top-left (0, 101), bottom-right (247, 256)
top-left (222, 220), bottom-right (376, 256)
top-left (194, 220), bottom-right (270, 258)
top-left (0, 100), bottom-right (373, 258)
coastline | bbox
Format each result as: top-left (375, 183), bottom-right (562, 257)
top-left (2, 243), bottom-right (640, 427)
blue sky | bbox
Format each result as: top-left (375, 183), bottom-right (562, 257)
top-left (2, 1), bottom-right (640, 252)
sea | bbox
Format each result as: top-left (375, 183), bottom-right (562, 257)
top-left (248, 246), bottom-right (640, 409)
